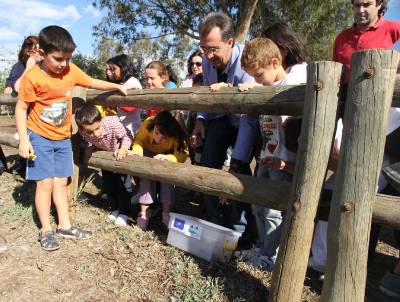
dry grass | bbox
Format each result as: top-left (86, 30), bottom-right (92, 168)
top-left (0, 147), bottom-right (398, 301)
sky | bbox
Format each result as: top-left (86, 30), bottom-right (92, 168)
top-left (0, 0), bottom-right (399, 70)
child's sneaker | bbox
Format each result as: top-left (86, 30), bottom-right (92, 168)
top-left (38, 230), bottom-right (60, 251)
top-left (108, 210), bottom-right (119, 222)
top-left (56, 226), bottom-right (92, 239)
top-left (115, 214), bottom-right (129, 227)
top-left (136, 216), bottom-right (149, 231)
top-left (162, 212), bottom-right (170, 228)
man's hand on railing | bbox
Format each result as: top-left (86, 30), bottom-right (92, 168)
top-left (209, 82), bottom-right (232, 92)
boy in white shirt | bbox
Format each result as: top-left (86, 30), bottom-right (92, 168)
top-left (235, 38), bottom-right (307, 271)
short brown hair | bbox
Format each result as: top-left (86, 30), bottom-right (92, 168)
top-left (241, 38), bottom-right (282, 71)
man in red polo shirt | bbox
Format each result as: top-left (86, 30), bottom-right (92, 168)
top-left (333, 0), bottom-right (400, 82)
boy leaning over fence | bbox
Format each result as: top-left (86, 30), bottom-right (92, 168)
top-left (233, 38), bottom-right (307, 271)
top-left (75, 103), bottom-right (133, 227)
top-left (15, 25), bottom-right (128, 251)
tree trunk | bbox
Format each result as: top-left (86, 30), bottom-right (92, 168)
top-left (235, 0), bottom-right (259, 43)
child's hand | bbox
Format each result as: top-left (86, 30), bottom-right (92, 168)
top-left (260, 156), bottom-right (285, 171)
top-left (3, 87), bottom-right (12, 95)
top-left (114, 148), bottom-right (128, 161)
top-left (238, 82), bottom-right (261, 92)
top-left (153, 154), bottom-right (169, 161)
top-left (209, 82), bottom-right (232, 92)
top-left (18, 140), bottom-right (34, 159)
top-left (118, 85), bottom-right (128, 96)
top-left (126, 150), bottom-right (142, 157)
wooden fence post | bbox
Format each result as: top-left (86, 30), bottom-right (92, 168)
top-left (269, 61), bottom-right (342, 302)
top-left (67, 87), bottom-right (87, 216)
top-left (321, 49), bottom-right (400, 301)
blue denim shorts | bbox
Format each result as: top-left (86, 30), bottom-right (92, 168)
top-left (26, 131), bottom-right (73, 180)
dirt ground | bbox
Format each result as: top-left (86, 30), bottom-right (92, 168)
top-left (0, 115), bottom-right (399, 302)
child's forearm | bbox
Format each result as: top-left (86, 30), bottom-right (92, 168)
top-left (15, 100), bottom-right (29, 142)
top-left (90, 79), bottom-right (122, 91)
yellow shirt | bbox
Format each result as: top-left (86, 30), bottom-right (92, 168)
top-left (132, 117), bottom-right (188, 163)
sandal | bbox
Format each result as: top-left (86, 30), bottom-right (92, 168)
top-left (38, 231), bottom-right (60, 251)
top-left (56, 226), bottom-right (92, 240)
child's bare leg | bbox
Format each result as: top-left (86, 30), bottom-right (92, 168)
top-left (140, 204), bottom-right (150, 218)
top-left (35, 178), bottom-right (54, 233)
top-left (52, 177), bottom-right (71, 229)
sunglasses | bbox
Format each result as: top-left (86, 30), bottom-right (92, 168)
top-left (191, 62), bottom-right (202, 67)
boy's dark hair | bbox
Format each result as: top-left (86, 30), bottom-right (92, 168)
top-left (199, 12), bottom-right (234, 42)
top-left (39, 25), bottom-right (76, 54)
top-left (262, 22), bottom-right (308, 69)
top-left (283, 117), bottom-right (302, 153)
top-left (146, 110), bottom-right (187, 152)
top-left (192, 73), bottom-right (204, 86)
top-left (18, 35), bottom-right (39, 66)
top-left (106, 54), bottom-right (138, 83)
top-left (75, 103), bottom-right (102, 128)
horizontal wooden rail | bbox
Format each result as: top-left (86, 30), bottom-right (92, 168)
top-left (1, 74), bottom-right (399, 115)
top-left (0, 133), bottom-right (399, 229)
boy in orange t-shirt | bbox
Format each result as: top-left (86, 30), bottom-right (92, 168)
top-left (16, 25), bottom-right (128, 251)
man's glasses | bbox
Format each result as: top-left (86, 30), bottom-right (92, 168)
top-left (191, 62), bottom-right (202, 67)
top-left (200, 46), bottom-right (220, 54)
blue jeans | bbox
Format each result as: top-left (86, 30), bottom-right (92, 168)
top-left (200, 115), bottom-right (251, 232)
top-left (252, 165), bottom-right (292, 262)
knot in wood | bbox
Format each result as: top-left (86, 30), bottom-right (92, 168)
top-left (314, 81), bottom-right (324, 91)
top-left (293, 201), bottom-right (301, 212)
top-left (363, 67), bottom-right (374, 79)
top-left (342, 202), bottom-right (353, 213)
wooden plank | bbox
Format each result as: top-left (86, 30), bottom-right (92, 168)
top-left (1, 132), bottom-right (400, 228)
top-left (321, 49), bottom-right (400, 302)
top-left (269, 62), bottom-right (342, 302)
top-left (1, 74), bottom-right (399, 112)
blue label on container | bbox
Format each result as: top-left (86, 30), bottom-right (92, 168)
top-left (173, 218), bottom-right (185, 231)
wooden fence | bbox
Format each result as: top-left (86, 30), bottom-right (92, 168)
top-left (0, 49), bottom-right (399, 301)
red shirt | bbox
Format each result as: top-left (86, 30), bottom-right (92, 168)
top-left (332, 18), bottom-right (400, 82)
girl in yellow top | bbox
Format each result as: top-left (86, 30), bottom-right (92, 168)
top-left (127, 110), bottom-right (188, 230)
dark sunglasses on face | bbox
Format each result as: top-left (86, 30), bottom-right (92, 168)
top-left (191, 62), bottom-right (202, 67)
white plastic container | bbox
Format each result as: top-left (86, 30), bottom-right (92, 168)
top-left (167, 212), bottom-right (242, 262)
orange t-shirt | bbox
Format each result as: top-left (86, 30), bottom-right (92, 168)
top-left (19, 63), bottom-right (92, 140)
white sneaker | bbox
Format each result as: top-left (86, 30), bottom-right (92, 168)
top-left (115, 214), bottom-right (129, 226)
top-left (108, 210), bottom-right (119, 222)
